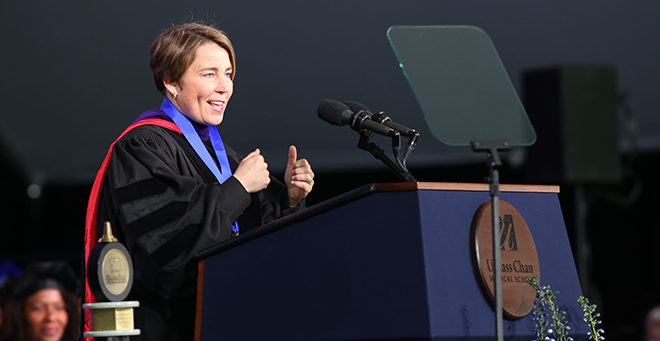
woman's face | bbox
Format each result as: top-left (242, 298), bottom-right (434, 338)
top-left (166, 42), bottom-right (234, 126)
top-left (24, 289), bottom-right (68, 341)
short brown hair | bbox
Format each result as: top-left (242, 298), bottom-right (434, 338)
top-left (150, 22), bottom-right (236, 95)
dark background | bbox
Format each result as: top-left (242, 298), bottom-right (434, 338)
top-left (1, 1), bottom-right (659, 340)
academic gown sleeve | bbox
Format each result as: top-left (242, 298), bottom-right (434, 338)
top-left (93, 123), bottom-right (306, 341)
top-left (103, 125), bottom-right (252, 299)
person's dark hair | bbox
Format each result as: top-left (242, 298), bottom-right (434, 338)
top-left (0, 289), bottom-right (79, 341)
top-left (150, 22), bottom-right (236, 95)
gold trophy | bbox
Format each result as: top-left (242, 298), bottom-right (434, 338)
top-left (84, 221), bottom-right (140, 340)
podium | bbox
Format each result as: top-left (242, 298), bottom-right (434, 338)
top-left (194, 183), bottom-right (588, 341)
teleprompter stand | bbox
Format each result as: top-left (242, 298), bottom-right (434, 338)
top-left (471, 139), bottom-right (510, 341)
top-left (388, 26), bottom-right (537, 341)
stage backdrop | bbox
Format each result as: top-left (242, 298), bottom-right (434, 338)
top-left (1, 0), bottom-right (658, 186)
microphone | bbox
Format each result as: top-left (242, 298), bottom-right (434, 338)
top-left (344, 100), bottom-right (420, 168)
top-left (317, 100), bottom-right (398, 137)
top-left (342, 100), bottom-right (372, 119)
top-left (343, 101), bottom-right (418, 138)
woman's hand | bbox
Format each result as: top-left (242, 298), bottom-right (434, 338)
top-left (285, 145), bottom-right (314, 207)
top-left (233, 149), bottom-right (271, 193)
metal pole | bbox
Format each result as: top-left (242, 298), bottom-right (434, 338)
top-left (472, 140), bottom-right (508, 341)
top-left (490, 161), bottom-right (504, 341)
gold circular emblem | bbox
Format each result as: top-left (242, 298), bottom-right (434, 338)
top-left (101, 248), bottom-right (130, 296)
top-left (471, 200), bottom-right (540, 319)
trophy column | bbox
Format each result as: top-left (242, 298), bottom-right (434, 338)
top-left (84, 222), bottom-right (140, 341)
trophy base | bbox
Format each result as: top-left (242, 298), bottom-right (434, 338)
top-left (83, 301), bottom-right (141, 339)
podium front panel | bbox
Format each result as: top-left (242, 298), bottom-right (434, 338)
top-left (417, 190), bottom-right (585, 339)
top-left (199, 188), bottom-right (586, 341)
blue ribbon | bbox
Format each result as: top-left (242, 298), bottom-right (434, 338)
top-left (160, 98), bottom-right (239, 235)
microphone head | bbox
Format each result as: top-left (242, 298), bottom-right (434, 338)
top-left (343, 101), bottom-right (370, 115)
top-left (317, 99), bottom-right (353, 126)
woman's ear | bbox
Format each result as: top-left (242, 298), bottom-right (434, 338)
top-left (163, 79), bottom-right (179, 99)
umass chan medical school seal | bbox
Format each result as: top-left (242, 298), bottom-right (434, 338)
top-left (88, 221), bottom-right (134, 302)
top-left (471, 200), bottom-right (540, 319)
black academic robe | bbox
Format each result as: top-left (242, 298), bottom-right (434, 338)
top-left (96, 124), bottom-right (303, 341)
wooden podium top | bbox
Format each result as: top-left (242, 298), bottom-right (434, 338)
top-left (375, 182), bottom-right (560, 193)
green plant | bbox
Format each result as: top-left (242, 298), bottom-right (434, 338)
top-left (527, 277), bottom-right (573, 341)
top-left (577, 296), bottom-right (605, 341)
top-left (527, 277), bottom-right (606, 341)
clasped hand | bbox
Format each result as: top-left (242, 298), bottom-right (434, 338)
top-left (233, 145), bottom-right (314, 207)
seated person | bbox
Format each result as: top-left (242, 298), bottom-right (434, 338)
top-left (0, 262), bottom-right (79, 341)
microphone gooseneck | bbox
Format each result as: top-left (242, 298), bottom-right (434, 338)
top-left (342, 100), bottom-right (420, 169)
top-left (317, 99), bottom-right (417, 182)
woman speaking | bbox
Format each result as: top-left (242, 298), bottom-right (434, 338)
top-left (83, 22), bottom-right (314, 341)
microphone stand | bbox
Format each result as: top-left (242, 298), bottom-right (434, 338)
top-left (357, 131), bottom-right (416, 182)
top-left (471, 138), bottom-right (510, 341)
